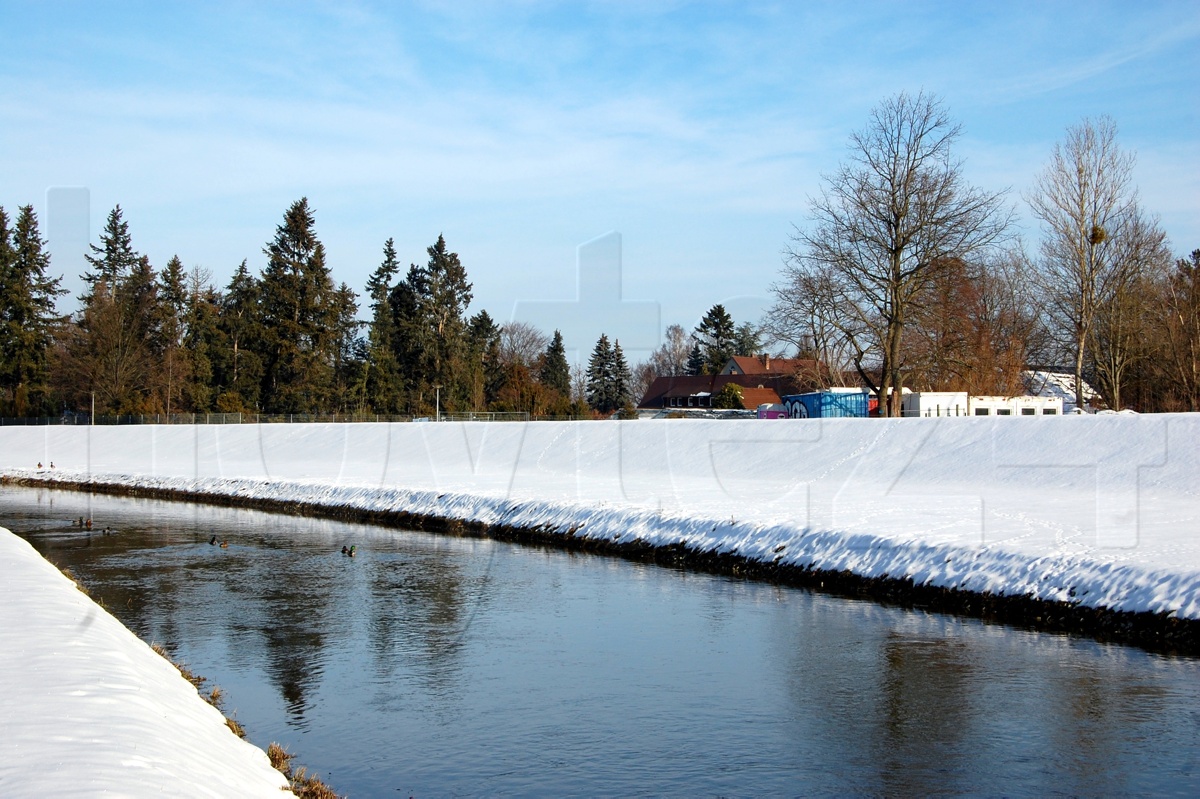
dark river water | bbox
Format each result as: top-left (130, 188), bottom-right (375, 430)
top-left (4, 485), bottom-right (1199, 797)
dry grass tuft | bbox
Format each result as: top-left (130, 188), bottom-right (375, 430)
top-left (268, 743), bottom-right (343, 798)
top-left (225, 716), bottom-right (247, 739)
top-left (267, 742), bottom-right (295, 772)
top-left (59, 566), bottom-right (90, 596)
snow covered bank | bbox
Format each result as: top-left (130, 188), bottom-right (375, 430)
top-left (2, 416), bottom-right (1199, 625)
top-left (0, 527), bottom-right (292, 797)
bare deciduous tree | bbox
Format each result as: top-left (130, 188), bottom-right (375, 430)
top-left (778, 91), bottom-right (1012, 415)
top-left (498, 321), bottom-right (549, 370)
top-left (1088, 207), bottom-right (1171, 410)
top-left (1026, 116), bottom-right (1142, 411)
top-left (1145, 249), bottom-right (1200, 411)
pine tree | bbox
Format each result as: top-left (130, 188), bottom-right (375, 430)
top-left (0, 205), bottom-right (65, 415)
top-left (258, 198), bottom-right (338, 413)
top-left (539, 330), bottom-right (571, 396)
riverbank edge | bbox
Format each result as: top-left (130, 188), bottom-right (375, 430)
top-left (4, 474), bottom-right (1197, 656)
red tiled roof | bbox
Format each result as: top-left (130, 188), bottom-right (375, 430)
top-left (724, 356), bottom-right (828, 377)
top-left (737, 387), bottom-right (781, 409)
top-left (638, 373), bottom-right (820, 408)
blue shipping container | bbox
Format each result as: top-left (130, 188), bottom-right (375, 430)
top-left (781, 391), bottom-right (869, 418)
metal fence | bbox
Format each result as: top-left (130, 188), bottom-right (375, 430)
top-left (0, 411), bottom-right (534, 426)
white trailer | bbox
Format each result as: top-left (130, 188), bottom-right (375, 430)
top-left (968, 395), bottom-right (1063, 416)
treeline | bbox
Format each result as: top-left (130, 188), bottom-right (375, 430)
top-left (768, 93), bottom-right (1200, 414)
top-left (0, 198), bottom-right (597, 418)
top-left (5, 99), bottom-right (1198, 419)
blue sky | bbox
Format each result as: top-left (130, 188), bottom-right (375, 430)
top-left (2, 1), bottom-right (1198, 362)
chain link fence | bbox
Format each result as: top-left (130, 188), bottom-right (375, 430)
top-left (0, 411), bottom-right (535, 426)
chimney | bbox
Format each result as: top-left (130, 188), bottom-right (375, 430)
top-left (760, 353), bottom-right (770, 370)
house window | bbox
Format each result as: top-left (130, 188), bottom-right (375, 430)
top-left (975, 408), bottom-right (990, 416)
top-left (1043, 408), bottom-right (1057, 415)
top-left (1021, 408), bottom-right (1036, 415)
top-left (997, 409), bottom-right (1012, 416)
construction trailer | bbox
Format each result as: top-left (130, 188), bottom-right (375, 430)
top-left (968, 395), bottom-right (1063, 416)
top-left (901, 391), bottom-right (969, 417)
top-left (781, 389), bottom-right (870, 419)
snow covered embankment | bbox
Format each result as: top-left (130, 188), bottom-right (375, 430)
top-left (0, 527), bottom-right (291, 797)
top-left (2, 416), bottom-right (1199, 622)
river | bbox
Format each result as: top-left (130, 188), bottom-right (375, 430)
top-left (4, 485), bottom-right (1198, 796)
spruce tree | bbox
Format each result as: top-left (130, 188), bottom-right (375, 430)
top-left (686, 343), bottom-right (705, 376)
top-left (611, 339), bottom-right (632, 412)
top-left (258, 198), bottom-right (337, 413)
top-left (364, 239), bottom-right (403, 413)
top-left (215, 259), bottom-right (263, 411)
top-left (586, 333), bottom-right (614, 413)
top-left (0, 205), bottom-right (65, 415)
top-left (466, 309), bottom-right (502, 409)
top-left (331, 281), bottom-right (364, 412)
top-left (184, 271), bottom-right (221, 413)
top-left (82, 205), bottom-right (139, 299)
top-left (157, 255), bottom-right (191, 414)
top-left (539, 330), bottom-right (571, 397)
top-left (423, 234), bottom-right (473, 411)
top-left (694, 303), bottom-right (737, 373)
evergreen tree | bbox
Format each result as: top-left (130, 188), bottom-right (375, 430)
top-left (586, 333), bottom-right (616, 413)
top-left (157, 255), bottom-right (191, 414)
top-left (422, 234), bottom-right (473, 410)
top-left (215, 259), bottom-right (263, 411)
top-left (693, 303), bottom-right (737, 374)
top-left (183, 269), bottom-right (221, 413)
top-left (258, 198), bottom-right (338, 413)
top-left (539, 330), bottom-right (571, 396)
top-left (733, 322), bottom-right (761, 357)
top-left (364, 238), bottom-right (403, 413)
top-left (58, 215), bottom-right (164, 415)
top-left (387, 235), bottom-right (474, 415)
top-left (331, 281), bottom-right (365, 412)
top-left (611, 339), bottom-right (632, 411)
top-left (388, 263), bottom-right (428, 413)
top-left (0, 205), bottom-right (65, 415)
top-left (82, 205), bottom-right (139, 299)
top-left (686, 343), bottom-right (705, 376)
top-left (466, 309), bottom-right (502, 409)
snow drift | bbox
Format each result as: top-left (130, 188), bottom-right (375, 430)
top-left (2, 415), bottom-right (1199, 619)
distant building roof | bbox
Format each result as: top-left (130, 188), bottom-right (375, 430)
top-left (721, 355), bottom-right (828, 377)
top-left (1024, 370), bottom-right (1101, 412)
top-left (738, 387), bottom-right (782, 409)
top-left (638, 373), bottom-right (818, 409)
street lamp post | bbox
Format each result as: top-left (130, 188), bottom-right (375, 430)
top-left (434, 384), bottom-right (442, 422)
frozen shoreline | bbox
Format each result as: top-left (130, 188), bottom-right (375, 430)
top-left (2, 416), bottom-right (1198, 790)
top-left (0, 526), bottom-right (292, 797)
top-left (0, 417), bottom-right (1196, 624)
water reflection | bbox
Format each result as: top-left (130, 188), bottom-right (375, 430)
top-left (4, 486), bottom-right (1200, 797)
